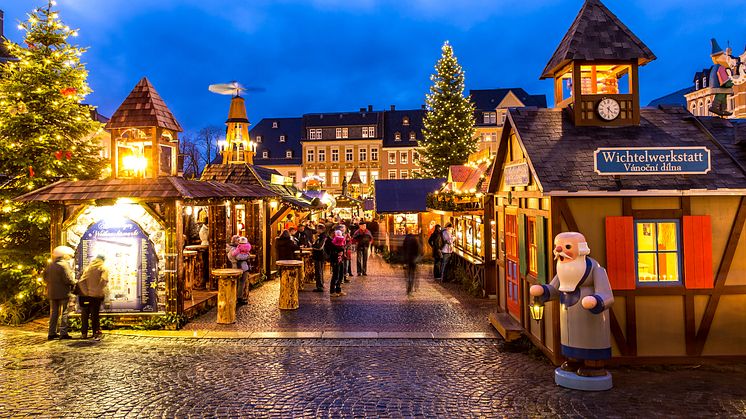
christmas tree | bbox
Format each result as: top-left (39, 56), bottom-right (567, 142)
top-left (0, 2), bottom-right (105, 253)
top-left (418, 41), bottom-right (476, 179)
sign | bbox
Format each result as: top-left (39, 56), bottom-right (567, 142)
top-left (75, 218), bottom-right (158, 312)
top-left (504, 162), bottom-right (530, 187)
top-left (594, 147), bottom-right (711, 175)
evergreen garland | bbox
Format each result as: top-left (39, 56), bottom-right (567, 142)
top-left (418, 41), bottom-right (476, 179)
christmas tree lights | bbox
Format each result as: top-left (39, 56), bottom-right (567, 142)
top-left (419, 41), bottom-right (476, 179)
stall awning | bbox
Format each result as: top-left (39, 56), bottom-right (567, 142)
top-left (374, 178), bottom-right (445, 213)
top-left (15, 177), bottom-right (278, 202)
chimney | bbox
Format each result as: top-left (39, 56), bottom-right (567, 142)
top-left (390, 105), bottom-right (395, 111)
top-left (359, 107), bottom-right (366, 112)
top-left (367, 105), bottom-right (373, 112)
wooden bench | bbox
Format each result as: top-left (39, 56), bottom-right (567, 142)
top-left (489, 312), bottom-right (523, 342)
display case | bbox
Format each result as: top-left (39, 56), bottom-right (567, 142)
top-left (452, 214), bottom-right (484, 262)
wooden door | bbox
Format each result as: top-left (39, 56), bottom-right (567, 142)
top-left (505, 213), bottom-right (521, 317)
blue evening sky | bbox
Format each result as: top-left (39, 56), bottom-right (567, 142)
top-left (3, 0), bottom-right (745, 134)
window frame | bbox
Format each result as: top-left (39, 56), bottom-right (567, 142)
top-left (409, 131), bottom-right (416, 141)
top-left (336, 128), bottom-right (342, 139)
top-left (400, 151), bottom-right (408, 164)
top-left (279, 135), bottom-right (286, 142)
top-left (369, 126), bottom-right (376, 137)
top-left (345, 147), bottom-right (354, 162)
top-left (331, 171), bottom-right (340, 185)
top-left (388, 151), bottom-right (396, 165)
top-left (633, 219), bottom-right (683, 286)
top-left (359, 147), bottom-right (367, 161)
top-left (262, 151), bottom-right (269, 159)
top-left (388, 170), bottom-right (397, 179)
top-left (400, 170), bottom-right (408, 179)
top-left (317, 149), bottom-right (326, 162)
top-left (527, 216), bottom-right (538, 276)
top-left (331, 148), bottom-right (339, 162)
top-left (395, 132), bottom-right (401, 141)
top-left (272, 121), bottom-right (278, 128)
top-left (371, 147), bottom-right (379, 161)
top-left (370, 170), bottom-right (379, 181)
top-left (306, 148), bottom-right (314, 162)
top-left (285, 150), bottom-right (292, 158)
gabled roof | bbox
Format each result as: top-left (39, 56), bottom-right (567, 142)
top-left (448, 165), bottom-right (475, 183)
top-left (250, 117), bottom-right (303, 166)
top-left (498, 106), bottom-right (746, 193)
top-left (15, 177), bottom-right (276, 202)
top-left (647, 87), bottom-right (694, 107)
top-left (200, 163), bottom-right (278, 186)
top-left (470, 89), bottom-right (547, 111)
top-left (303, 111), bottom-right (383, 129)
top-left (695, 117), bottom-right (746, 168)
top-left (541, 0), bottom-right (656, 79)
top-left (383, 109), bottom-right (425, 148)
top-left (348, 168), bottom-right (363, 184)
top-left (106, 77), bottom-right (183, 132)
top-left (374, 178), bottom-right (445, 213)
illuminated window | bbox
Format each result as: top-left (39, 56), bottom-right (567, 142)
top-left (279, 135), bottom-right (286, 142)
top-left (400, 151), bottom-right (408, 164)
top-left (395, 132), bottom-right (401, 141)
top-left (362, 127), bottom-right (370, 138)
top-left (262, 151), bottom-right (268, 159)
top-left (705, 98), bottom-right (712, 116)
top-left (703, 76), bottom-right (708, 88)
top-left (306, 149), bottom-right (314, 162)
top-left (369, 126), bottom-right (376, 137)
top-left (285, 150), bottom-right (292, 158)
top-left (388, 170), bottom-right (396, 179)
top-left (256, 135), bottom-right (262, 143)
top-left (483, 112), bottom-right (496, 124)
top-left (388, 152), bottom-right (396, 164)
top-left (578, 64), bottom-right (632, 95)
top-left (690, 103), bottom-right (696, 115)
top-left (360, 170), bottom-right (367, 184)
top-left (318, 149), bottom-right (326, 162)
top-left (400, 170), bottom-right (408, 179)
top-left (698, 100), bottom-right (704, 116)
top-left (635, 220), bottom-right (682, 285)
top-left (527, 217), bottom-right (537, 276)
top-left (409, 131), bottom-right (416, 141)
top-left (342, 128), bottom-right (349, 139)
top-left (272, 121), bottom-right (278, 128)
top-left (371, 147), bottom-right (379, 161)
top-left (331, 171), bottom-right (340, 185)
top-left (288, 171), bottom-right (296, 182)
top-left (336, 128), bottom-right (342, 139)
top-left (359, 147), bottom-right (367, 161)
top-left (346, 147), bottom-right (353, 161)
top-left (413, 150), bottom-right (419, 161)
top-left (309, 129), bottom-right (322, 140)
top-left (370, 170), bottom-right (379, 181)
top-left (403, 116), bottom-right (410, 126)
top-left (331, 148), bottom-right (339, 162)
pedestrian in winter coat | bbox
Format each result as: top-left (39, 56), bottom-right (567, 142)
top-left (352, 223), bottom-right (373, 276)
top-left (440, 223), bottom-right (456, 282)
top-left (77, 255), bottom-right (109, 339)
top-left (402, 228), bottom-right (423, 295)
top-left (275, 230), bottom-right (300, 261)
top-left (427, 224), bottom-right (444, 280)
top-left (311, 225), bottom-right (329, 292)
top-left (326, 230), bottom-right (346, 297)
top-left (44, 246), bottom-right (75, 340)
top-left (231, 236), bottom-right (252, 305)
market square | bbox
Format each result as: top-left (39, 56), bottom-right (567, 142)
top-left (1, 0), bottom-right (746, 417)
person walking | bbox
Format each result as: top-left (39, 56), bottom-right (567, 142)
top-left (77, 255), bottom-right (109, 340)
top-left (427, 224), bottom-right (444, 280)
top-left (311, 225), bottom-right (329, 292)
top-left (44, 246), bottom-right (75, 340)
top-left (440, 223), bottom-right (456, 282)
top-left (402, 228), bottom-right (422, 295)
top-left (275, 230), bottom-right (300, 261)
top-left (327, 230), bottom-right (346, 297)
top-left (352, 222), bottom-right (373, 276)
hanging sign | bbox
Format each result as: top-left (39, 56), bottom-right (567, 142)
top-left (594, 147), bottom-right (711, 175)
top-left (504, 162), bottom-right (530, 187)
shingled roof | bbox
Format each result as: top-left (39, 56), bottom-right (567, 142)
top-left (106, 77), bottom-right (183, 132)
top-left (500, 106), bottom-right (746, 193)
top-left (541, 0), bottom-right (656, 79)
top-left (15, 177), bottom-right (276, 202)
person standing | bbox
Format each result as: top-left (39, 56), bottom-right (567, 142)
top-left (352, 222), bottom-right (373, 276)
top-left (340, 225), bottom-right (353, 282)
top-left (441, 223), bottom-right (456, 282)
top-left (368, 218), bottom-right (380, 255)
top-left (427, 224), bottom-right (444, 280)
top-left (77, 254), bottom-right (109, 340)
top-left (311, 225), bottom-right (329, 292)
top-left (232, 236), bottom-right (252, 305)
top-left (44, 246), bottom-right (75, 340)
top-left (327, 230), bottom-right (346, 297)
top-left (402, 228), bottom-right (422, 295)
top-left (276, 230), bottom-right (300, 260)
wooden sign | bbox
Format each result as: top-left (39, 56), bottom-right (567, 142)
top-left (504, 162), bottom-right (530, 187)
top-left (594, 147), bottom-right (711, 175)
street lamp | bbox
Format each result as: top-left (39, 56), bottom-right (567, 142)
top-left (530, 296), bottom-right (545, 321)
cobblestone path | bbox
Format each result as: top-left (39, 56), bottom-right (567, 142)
top-left (1, 330), bottom-right (745, 418)
top-left (186, 255), bottom-right (495, 333)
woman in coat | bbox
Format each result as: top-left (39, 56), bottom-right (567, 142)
top-left (275, 230), bottom-right (300, 261)
top-left (77, 255), bottom-right (109, 340)
top-left (427, 224), bottom-right (444, 280)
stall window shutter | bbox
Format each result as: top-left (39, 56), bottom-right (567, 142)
top-left (518, 213), bottom-right (528, 277)
top-left (683, 215), bottom-right (713, 289)
top-left (605, 216), bottom-right (635, 290)
top-left (536, 216), bottom-right (547, 284)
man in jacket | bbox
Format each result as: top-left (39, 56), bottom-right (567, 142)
top-left (78, 255), bottom-right (109, 340)
top-left (352, 222), bottom-right (373, 276)
top-left (402, 228), bottom-right (423, 295)
top-left (311, 225), bottom-right (329, 292)
top-left (441, 223), bottom-right (456, 282)
top-left (44, 246), bottom-right (75, 340)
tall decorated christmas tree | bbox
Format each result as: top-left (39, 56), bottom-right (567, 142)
top-left (418, 41), bottom-right (476, 178)
top-left (0, 2), bottom-right (104, 252)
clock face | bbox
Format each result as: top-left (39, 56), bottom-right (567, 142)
top-left (597, 98), bottom-right (620, 121)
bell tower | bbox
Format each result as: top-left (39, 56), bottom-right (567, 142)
top-left (221, 96), bottom-right (255, 164)
top-left (540, 0), bottom-right (656, 127)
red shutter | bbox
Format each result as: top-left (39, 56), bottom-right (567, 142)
top-left (605, 216), bottom-right (635, 290)
top-left (683, 215), bottom-right (713, 289)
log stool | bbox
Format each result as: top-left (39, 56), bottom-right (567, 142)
top-left (297, 249), bottom-right (315, 285)
top-left (186, 245), bottom-right (209, 290)
top-left (183, 250), bottom-right (197, 304)
top-left (277, 260), bottom-right (303, 310)
top-left (212, 268), bottom-right (243, 324)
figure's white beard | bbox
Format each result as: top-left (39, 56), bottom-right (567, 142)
top-left (557, 256), bottom-right (587, 292)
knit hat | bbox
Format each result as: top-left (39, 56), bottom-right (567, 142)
top-left (334, 230), bottom-right (343, 238)
top-left (238, 236), bottom-right (249, 244)
top-left (52, 246), bottom-right (74, 258)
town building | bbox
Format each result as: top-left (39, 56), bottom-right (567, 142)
top-left (381, 107), bottom-right (425, 180)
top-left (250, 117), bottom-right (303, 188)
top-left (483, 0), bottom-right (746, 363)
top-left (470, 89), bottom-right (546, 155)
top-left (301, 106), bottom-right (383, 195)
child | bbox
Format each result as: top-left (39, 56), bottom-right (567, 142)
top-left (232, 237), bottom-right (252, 269)
top-left (331, 230), bottom-right (346, 263)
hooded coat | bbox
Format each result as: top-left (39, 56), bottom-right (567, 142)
top-left (44, 257), bottom-right (75, 300)
top-left (79, 258), bottom-right (109, 298)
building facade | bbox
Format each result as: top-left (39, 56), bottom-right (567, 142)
top-left (250, 117), bottom-right (303, 188)
top-left (381, 108), bottom-right (424, 180)
top-left (470, 89), bottom-right (546, 156)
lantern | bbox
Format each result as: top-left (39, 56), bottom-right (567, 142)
top-left (530, 297), bottom-right (545, 321)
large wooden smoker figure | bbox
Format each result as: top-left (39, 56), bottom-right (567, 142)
top-left (530, 232), bottom-right (614, 391)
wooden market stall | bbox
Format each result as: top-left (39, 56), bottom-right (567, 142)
top-left (487, 0), bottom-right (746, 363)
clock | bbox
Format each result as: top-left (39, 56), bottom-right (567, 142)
top-left (597, 97), bottom-right (620, 121)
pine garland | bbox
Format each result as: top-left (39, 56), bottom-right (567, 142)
top-left (418, 41), bottom-right (476, 179)
top-left (0, 2), bottom-right (105, 251)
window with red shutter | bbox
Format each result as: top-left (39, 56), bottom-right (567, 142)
top-left (682, 215), bottom-right (714, 289)
top-left (605, 216), bottom-right (635, 290)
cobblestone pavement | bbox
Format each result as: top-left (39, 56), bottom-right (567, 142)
top-left (1, 329), bottom-right (745, 418)
top-left (186, 255), bottom-right (495, 333)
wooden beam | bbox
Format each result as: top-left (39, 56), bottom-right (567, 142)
top-left (684, 294), bottom-right (696, 356)
top-left (631, 209), bottom-right (683, 219)
top-left (609, 308), bottom-right (629, 356)
top-left (269, 204), bottom-right (292, 226)
top-left (694, 196), bottom-right (746, 355)
top-left (681, 196), bottom-right (692, 216)
top-left (622, 197), bottom-right (632, 216)
top-left (555, 198), bottom-right (579, 232)
top-left (613, 285), bottom-right (746, 297)
top-left (625, 295), bottom-right (637, 356)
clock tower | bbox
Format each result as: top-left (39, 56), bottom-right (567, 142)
top-left (540, 0), bottom-right (656, 127)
